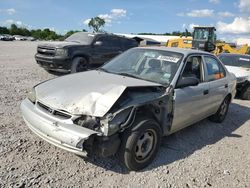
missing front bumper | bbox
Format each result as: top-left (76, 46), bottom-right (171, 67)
top-left (20, 99), bottom-right (98, 156)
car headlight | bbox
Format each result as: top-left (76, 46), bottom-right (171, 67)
top-left (236, 76), bottom-right (248, 83)
top-left (27, 87), bottom-right (36, 103)
top-left (55, 48), bottom-right (68, 56)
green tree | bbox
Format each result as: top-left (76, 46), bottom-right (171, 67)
top-left (10, 24), bottom-right (18, 35)
top-left (88, 17), bottom-right (105, 32)
top-left (0, 26), bottom-right (9, 34)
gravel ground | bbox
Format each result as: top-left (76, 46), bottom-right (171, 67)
top-left (0, 41), bottom-right (250, 188)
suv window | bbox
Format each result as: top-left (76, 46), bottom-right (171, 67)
top-left (97, 36), bottom-right (121, 48)
top-left (182, 56), bottom-right (203, 82)
top-left (204, 56), bottom-right (226, 81)
top-left (121, 38), bottom-right (138, 49)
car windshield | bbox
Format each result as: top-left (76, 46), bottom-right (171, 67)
top-left (101, 48), bottom-right (183, 85)
top-left (65, 32), bottom-right (95, 44)
top-left (219, 55), bottom-right (250, 69)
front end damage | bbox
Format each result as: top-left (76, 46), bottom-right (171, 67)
top-left (21, 85), bottom-right (173, 158)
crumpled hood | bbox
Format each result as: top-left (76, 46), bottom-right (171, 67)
top-left (35, 70), bottom-right (161, 117)
top-left (225, 65), bottom-right (250, 78)
top-left (38, 41), bottom-right (81, 48)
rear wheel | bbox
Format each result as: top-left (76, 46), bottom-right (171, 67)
top-left (71, 57), bottom-right (88, 73)
top-left (209, 96), bottom-right (230, 123)
top-left (118, 119), bottom-right (162, 171)
top-left (240, 85), bottom-right (250, 100)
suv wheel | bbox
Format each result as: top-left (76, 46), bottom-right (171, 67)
top-left (71, 57), bottom-right (88, 73)
top-left (118, 119), bottom-right (162, 171)
top-left (209, 96), bottom-right (230, 123)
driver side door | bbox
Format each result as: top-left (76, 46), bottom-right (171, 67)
top-left (171, 55), bottom-right (211, 132)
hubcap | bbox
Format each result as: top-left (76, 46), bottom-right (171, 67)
top-left (135, 129), bottom-right (156, 162)
top-left (220, 99), bottom-right (228, 116)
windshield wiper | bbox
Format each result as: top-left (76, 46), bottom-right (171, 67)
top-left (97, 67), bottom-right (110, 73)
top-left (116, 72), bottom-right (140, 79)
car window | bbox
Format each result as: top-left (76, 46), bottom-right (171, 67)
top-left (102, 48), bottom-right (183, 85)
top-left (182, 56), bottom-right (203, 82)
top-left (238, 56), bottom-right (250, 68)
top-left (219, 55), bottom-right (238, 66)
top-left (204, 56), bottom-right (226, 81)
top-left (121, 38), bottom-right (138, 48)
top-left (97, 36), bottom-right (112, 47)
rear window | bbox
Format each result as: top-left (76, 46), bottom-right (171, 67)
top-left (219, 55), bottom-right (250, 68)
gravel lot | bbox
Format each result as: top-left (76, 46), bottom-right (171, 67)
top-left (0, 41), bottom-right (250, 188)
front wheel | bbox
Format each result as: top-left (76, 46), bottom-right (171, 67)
top-left (209, 96), bottom-right (230, 123)
top-left (71, 57), bottom-right (88, 73)
top-left (118, 119), bottom-right (162, 171)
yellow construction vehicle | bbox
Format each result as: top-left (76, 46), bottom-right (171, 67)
top-left (167, 26), bottom-right (250, 55)
top-left (214, 43), bottom-right (249, 55)
top-left (166, 37), bottom-right (192, 48)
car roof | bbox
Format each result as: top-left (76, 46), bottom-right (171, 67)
top-left (136, 46), bottom-right (213, 56)
top-left (95, 32), bottom-right (136, 40)
top-left (218, 53), bottom-right (250, 58)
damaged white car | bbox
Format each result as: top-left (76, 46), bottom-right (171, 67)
top-left (218, 53), bottom-right (250, 100)
top-left (21, 47), bottom-right (236, 170)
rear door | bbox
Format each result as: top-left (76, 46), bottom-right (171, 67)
top-left (171, 55), bottom-right (210, 132)
top-left (203, 55), bottom-right (228, 114)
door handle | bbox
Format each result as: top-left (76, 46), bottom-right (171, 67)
top-left (203, 90), bottom-right (209, 95)
top-left (225, 84), bottom-right (228, 88)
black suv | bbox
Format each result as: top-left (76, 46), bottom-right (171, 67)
top-left (35, 32), bottom-right (138, 73)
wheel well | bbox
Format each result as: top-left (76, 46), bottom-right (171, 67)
top-left (72, 55), bottom-right (89, 63)
top-left (132, 106), bottom-right (163, 132)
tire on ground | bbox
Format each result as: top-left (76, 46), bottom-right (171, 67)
top-left (209, 96), bottom-right (230, 123)
top-left (71, 57), bottom-right (88, 73)
top-left (118, 118), bottom-right (162, 171)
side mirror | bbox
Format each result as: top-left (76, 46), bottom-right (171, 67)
top-left (94, 41), bottom-right (103, 46)
top-left (176, 77), bottom-right (199, 88)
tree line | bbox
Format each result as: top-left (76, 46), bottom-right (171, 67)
top-left (138, 30), bottom-right (192, 37)
top-left (0, 24), bottom-right (86, 40)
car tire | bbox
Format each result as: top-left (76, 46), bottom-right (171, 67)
top-left (118, 118), bottom-right (162, 171)
top-left (209, 96), bottom-right (230, 123)
top-left (240, 85), bottom-right (250, 100)
top-left (71, 57), bottom-right (88, 73)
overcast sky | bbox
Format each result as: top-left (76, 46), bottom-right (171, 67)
top-left (0, 0), bottom-right (250, 41)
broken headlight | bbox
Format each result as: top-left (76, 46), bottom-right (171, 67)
top-left (74, 116), bottom-right (101, 131)
top-left (27, 87), bottom-right (36, 103)
top-left (101, 107), bottom-right (133, 136)
top-left (55, 48), bottom-right (68, 57)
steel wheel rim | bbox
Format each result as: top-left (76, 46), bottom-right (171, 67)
top-left (220, 99), bottom-right (228, 117)
top-left (135, 129), bottom-right (157, 162)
